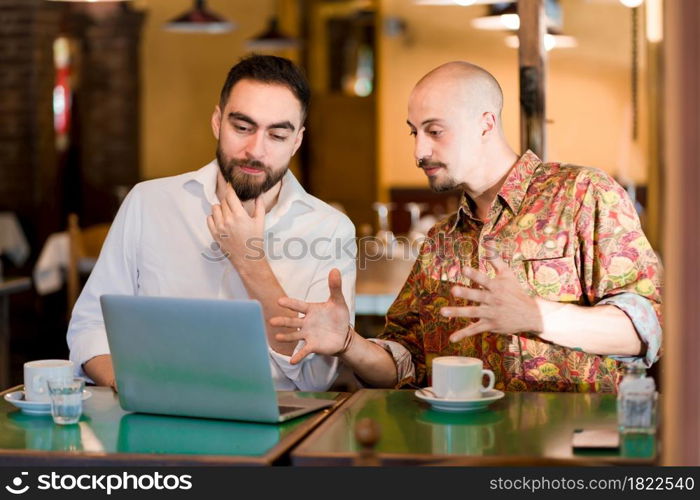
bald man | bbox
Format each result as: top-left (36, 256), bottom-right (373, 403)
top-left (271, 62), bottom-right (662, 393)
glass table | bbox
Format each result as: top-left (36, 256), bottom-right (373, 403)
top-left (292, 389), bottom-right (658, 466)
top-left (0, 386), bottom-right (347, 466)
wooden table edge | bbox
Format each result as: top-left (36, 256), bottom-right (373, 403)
top-left (290, 389), bottom-right (659, 466)
top-left (0, 386), bottom-right (350, 466)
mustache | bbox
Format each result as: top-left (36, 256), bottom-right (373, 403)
top-left (417, 159), bottom-right (446, 169)
top-left (230, 158), bottom-right (269, 171)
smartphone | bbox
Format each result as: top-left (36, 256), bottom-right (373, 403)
top-left (571, 428), bottom-right (620, 449)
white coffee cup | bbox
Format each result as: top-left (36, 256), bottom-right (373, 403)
top-left (23, 359), bottom-right (74, 403)
top-left (432, 356), bottom-right (495, 400)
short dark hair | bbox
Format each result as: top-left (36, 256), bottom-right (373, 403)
top-left (219, 54), bottom-right (311, 120)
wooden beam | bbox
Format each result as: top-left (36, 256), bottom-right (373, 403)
top-left (662, 0), bottom-right (700, 467)
top-left (518, 0), bottom-right (546, 159)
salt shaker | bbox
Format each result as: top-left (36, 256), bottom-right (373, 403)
top-left (617, 363), bottom-right (657, 434)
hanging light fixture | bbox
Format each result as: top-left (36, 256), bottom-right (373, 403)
top-left (246, 17), bottom-right (298, 51)
top-left (471, 0), bottom-right (562, 31)
top-left (619, 0), bottom-right (644, 7)
top-left (164, 0), bottom-right (235, 34)
top-left (472, 0), bottom-right (576, 52)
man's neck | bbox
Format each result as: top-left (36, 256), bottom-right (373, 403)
top-left (215, 172), bottom-right (283, 217)
top-left (461, 146), bottom-right (520, 222)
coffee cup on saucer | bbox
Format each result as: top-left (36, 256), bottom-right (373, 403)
top-left (23, 360), bottom-right (74, 403)
top-left (431, 356), bottom-right (495, 400)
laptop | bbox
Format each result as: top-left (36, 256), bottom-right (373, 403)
top-left (100, 295), bottom-right (335, 423)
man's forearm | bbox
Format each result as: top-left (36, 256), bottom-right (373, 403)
top-left (535, 298), bottom-right (643, 356)
top-left (83, 354), bottom-right (116, 388)
top-left (339, 332), bottom-right (398, 388)
top-left (234, 258), bottom-right (298, 355)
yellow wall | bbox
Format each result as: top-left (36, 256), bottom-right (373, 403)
top-left (133, 0), bottom-right (276, 180)
top-left (135, 0), bottom-right (649, 192)
top-left (378, 0), bottom-right (648, 193)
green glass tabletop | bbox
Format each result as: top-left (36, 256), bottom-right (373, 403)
top-left (293, 389), bottom-right (657, 465)
top-left (0, 386), bottom-right (343, 465)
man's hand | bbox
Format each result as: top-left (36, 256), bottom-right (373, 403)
top-left (83, 354), bottom-right (118, 392)
top-left (270, 269), bottom-right (350, 364)
top-left (207, 183), bottom-right (265, 267)
top-left (441, 257), bottom-right (542, 342)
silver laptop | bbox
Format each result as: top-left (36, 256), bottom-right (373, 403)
top-left (100, 295), bottom-right (335, 423)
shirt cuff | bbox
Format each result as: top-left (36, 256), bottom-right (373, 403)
top-left (367, 338), bottom-right (416, 387)
top-left (596, 292), bottom-right (662, 368)
top-left (68, 330), bottom-right (111, 384)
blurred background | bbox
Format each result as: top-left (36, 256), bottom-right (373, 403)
top-left (0, 0), bottom-right (668, 402)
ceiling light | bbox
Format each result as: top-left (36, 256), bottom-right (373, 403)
top-left (472, 0), bottom-right (562, 32)
top-left (164, 0), bottom-right (235, 34)
top-left (246, 17), bottom-right (298, 51)
top-left (645, 0), bottom-right (662, 43)
top-left (619, 0), bottom-right (644, 8)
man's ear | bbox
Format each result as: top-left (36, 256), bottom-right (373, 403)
top-left (211, 105), bottom-right (222, 140)
top-left (481, 111), bottom-right (497, 137)
top-left (291, 126), bottom-right (305, 156)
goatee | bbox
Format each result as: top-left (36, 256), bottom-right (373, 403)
top-left (216, 146), bottom-right (287, 201)
top-left (418, 159), bottom-right (455, 192)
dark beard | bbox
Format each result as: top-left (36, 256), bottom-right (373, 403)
top-left (216, 146), bottom-right (288, 201)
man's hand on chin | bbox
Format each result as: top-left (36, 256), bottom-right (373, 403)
top-left (207, 184), bottom-right (266, 270)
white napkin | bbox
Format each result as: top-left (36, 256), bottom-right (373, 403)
top-left (0, 212), bottom-right (30, 266)
top-left (33, 231), bottom-right (69, 295)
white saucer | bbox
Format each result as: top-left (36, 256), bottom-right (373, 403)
top-left (3, 390), bottom-right (92, 415)
top-left (415, 387), bottom-right (504, 413)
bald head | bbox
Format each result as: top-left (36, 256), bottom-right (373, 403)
top-left (407, 61), bottom-right (514, 194)
top-left (412, 61), bottom-right (504, 123)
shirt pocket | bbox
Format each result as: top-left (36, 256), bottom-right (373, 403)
top-left (518, 253), bottom-right (583, 303)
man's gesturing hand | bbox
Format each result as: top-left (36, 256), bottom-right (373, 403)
top-left (270, 269), bottom-right (350, 365)
top-left (207, 183), bottom-right (265, 266)
top-left (441, 257), bottom-right (543, 342)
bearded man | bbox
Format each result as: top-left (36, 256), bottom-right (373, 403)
top-left (67, 55), bottom-right (356, 391)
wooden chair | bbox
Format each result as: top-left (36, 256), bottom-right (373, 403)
top-left (67, 213), bottom-right (110, 313)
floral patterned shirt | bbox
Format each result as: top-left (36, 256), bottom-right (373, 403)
top-left (376, 151), bottom-right (662, 393)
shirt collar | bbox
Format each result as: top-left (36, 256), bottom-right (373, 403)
top-left (269, 168), bottom-right (314, 223)
top-left (497, 149), bottom-right (542, 215)
top-left (185, 160), bottom-right (219, 205)
top-left (450, 150), bottom-right (542, 232)
top-left (184, 159), bottom-right (313, 221)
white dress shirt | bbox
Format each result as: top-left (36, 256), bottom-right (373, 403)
top-left (67, 160), bottom-right (356, 391)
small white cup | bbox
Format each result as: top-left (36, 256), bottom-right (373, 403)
top-left (23, 360), bottom-right (74, 403)
top-left (432, 356), bottom-right (495, 400)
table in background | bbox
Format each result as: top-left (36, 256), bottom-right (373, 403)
top-left (0, 278), bottom-right (31, 389)
top-left (355, 254), bottom-right (414, 316)
top-left (292, 389), bottom-right (657, 466)
top-left (0, 386), bottom-right (347, 466)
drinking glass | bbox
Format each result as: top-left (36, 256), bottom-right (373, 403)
top-left (47, 377), bottom-right (84, 425)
